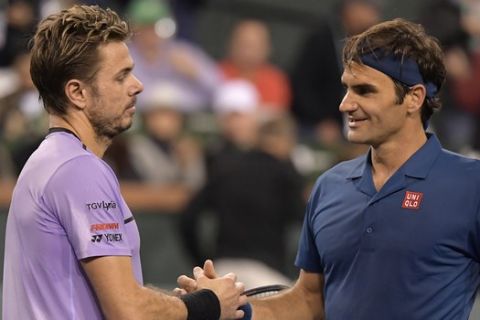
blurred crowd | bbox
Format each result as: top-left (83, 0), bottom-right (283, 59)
top-left (1, 0), bottom-right (480, 286)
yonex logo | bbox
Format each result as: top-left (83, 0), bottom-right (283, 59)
top-left (90, 233), bottom-right (123, 243)
top-left (91, 235), bottom-right (103, 242)
top-left (402, 191), bottom-right (423, 210)
top-left (104, 233), bottom-right (123, 242)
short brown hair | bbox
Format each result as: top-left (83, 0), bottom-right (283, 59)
top-left (342, 18), bottom-right (446, 125)
top-left (30, 5), bottom-right (131, 115)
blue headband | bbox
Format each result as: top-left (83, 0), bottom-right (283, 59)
top-left (360, 51), bottom-right (438, 98)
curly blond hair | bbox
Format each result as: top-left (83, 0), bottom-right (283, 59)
top-left (30, 5), bottom-right (131, 115)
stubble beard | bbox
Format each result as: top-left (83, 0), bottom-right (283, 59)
top-left (86, 82), bottom-right (136, 143)
top-left (90, 113), bottom-right (132, 140)
top-left (87, 104), bottom-right (133, 143)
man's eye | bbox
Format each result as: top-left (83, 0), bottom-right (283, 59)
top-left (357, 88), bottom-right (368, 95)
top-left (356, 87), bottom-right (373, 95)
top-left (117, 71), bottom-right (130, 82)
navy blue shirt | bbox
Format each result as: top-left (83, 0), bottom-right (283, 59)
top-left (296, 134), bottom-right (480, 320)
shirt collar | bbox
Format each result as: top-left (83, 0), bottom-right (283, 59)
top-left (346, 133), bottom-right (442, 180)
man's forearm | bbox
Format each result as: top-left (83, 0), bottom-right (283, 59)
top-left (134, 286), bottom-right (221, 320)
top-left (138, 286), bottom-right (188, 320)
top-left (100, 285), bottom-right (187, 320)
top-left (250, 288), bottom-right (324, 320)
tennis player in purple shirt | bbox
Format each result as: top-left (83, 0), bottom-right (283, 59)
top-left (2, 5), bottom-right (246, 320)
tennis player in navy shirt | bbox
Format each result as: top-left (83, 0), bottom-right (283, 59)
top-left (179, 18), bottom-right (480, 319)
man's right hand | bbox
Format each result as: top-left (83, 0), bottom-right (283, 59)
top-left (178, 260), bottom-right (247, 319)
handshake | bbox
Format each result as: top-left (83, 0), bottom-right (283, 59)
top-left (176, 260), bottom-right (252, 320)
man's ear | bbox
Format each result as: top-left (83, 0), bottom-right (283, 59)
top-left (65, 79), bottom-right (88, 110)
top-left (406, 84), bottom-right (426, 115)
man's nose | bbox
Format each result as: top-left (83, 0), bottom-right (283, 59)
top-left (339, 91), bottom-right (358, 113)
top-left (131, 74), bottom-right (144, 96)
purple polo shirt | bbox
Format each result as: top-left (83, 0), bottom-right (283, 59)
top-left (2, 131), bottom-right (142, 319)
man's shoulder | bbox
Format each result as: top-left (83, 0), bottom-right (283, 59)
top-left (30, 134), bottom-right (99, 173)
top-left (436, 148), bottom-right (480, 182)
top-left (310, 154), bottom-right (366, 190)
top-left (19, 134), bottom-right (109, 191)
top-left (438, 148), bottom-right (480, 172)
top-left (322, 154), bottom-right (366, 178)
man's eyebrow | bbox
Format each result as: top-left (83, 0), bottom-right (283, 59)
top-left (343, 82), bottom-right (378, 93)
top-left (355, 83), bottom-right (377, 91)
top-left (115, 64), bottom-right (134, 77)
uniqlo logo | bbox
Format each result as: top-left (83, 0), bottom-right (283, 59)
top-left (402, 191), bottom-right (423, 210)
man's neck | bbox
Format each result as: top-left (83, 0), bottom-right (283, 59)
top-left (370, 130), bottom-right (428, 191)
top-left (49, 114), bottom-right (110, 158)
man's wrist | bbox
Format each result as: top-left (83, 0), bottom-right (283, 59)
top-left (179, 288), bottom-right (221, 320)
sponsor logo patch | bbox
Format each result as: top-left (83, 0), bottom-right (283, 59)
top-left (91, 233), bottom-right (123, 243)
top-left (104, 233), bottom-right (123, 242)
top-left (402, 191), bottom-right (423, 210)
top-left (91, 235), bottom-right (103, 242)
top-left (90, 223), bottom-right (119, 232)
top-left (86, 201), bottom-right (117, 211)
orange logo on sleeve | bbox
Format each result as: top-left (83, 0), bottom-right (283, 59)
top-left (90, 223), bottom-right (119, 232)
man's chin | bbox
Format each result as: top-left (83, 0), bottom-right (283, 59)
top-left (100, 122), bottom-right (132, 139)
top-left (346, 133), bottom-right (368, 145)
top-left (116, 122), bottom-right (133, 136)
top-left (119, 117), bottom-right (134, 131)
top-left (123, 120), bottom-right (133, 131)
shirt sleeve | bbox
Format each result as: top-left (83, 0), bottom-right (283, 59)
top-left (295, 185), bottom-right (323, 273)
top-left (42, 155), bottom-right (132, 260)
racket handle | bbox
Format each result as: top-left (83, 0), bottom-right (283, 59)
top-left (238, 302), bottom-right (252, 320)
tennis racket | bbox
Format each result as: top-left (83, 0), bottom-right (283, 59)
top-left (239, 285), bottom-right (289, 319)
top-left (243, 284), bottom-right (289, 298)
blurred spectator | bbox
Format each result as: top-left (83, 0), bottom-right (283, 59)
top-left (0, 1), bottom-right (36, 66)
top-left (77, 0), bottom-right (130, 15)
top-left (420, 0), bottom-right (468, 49)
top-left (181, 115), bottom-right (304, 289)
top-left (0, 6), bottom-right (6, 49)
top-left (39, 0), bottom-right (76, 18)
top-left (0, 51), bottom-right (46, 175)
top-left (126, 0), bottom-right (221, 113)
top-left (420, 0), bottom-right (480, 152)
top-left (212, 80), bottom-right (260, 148)
top-left (338, 0), bottom-right (382, 36)
top-left (448, 0), bottom-right (480, 151)
top-left (290, 0), bottom-right (381, 142)
top-left (42, 0), bottom-right (207, 36)
top-left (127, 81), bottom-right (206, 190)
top-left (0, 143), bottom-right (15, 180)
top-left (203, 79), bottom-right (261, 177)
top-left (169, 0), bottom-right (206, 42)
top-left (219, 19), bottom-right (291, 113)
